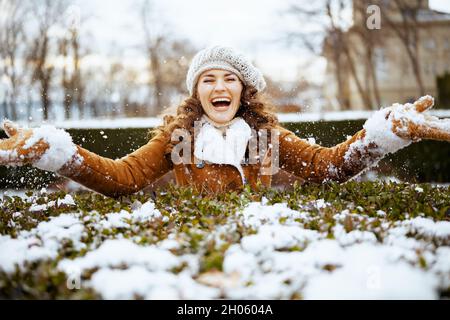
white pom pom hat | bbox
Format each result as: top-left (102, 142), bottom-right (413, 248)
top-left (186, 46), bottom-right (266, 96)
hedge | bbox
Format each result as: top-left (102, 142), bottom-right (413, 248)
top-left (1, 120), bottom-right (449, 189)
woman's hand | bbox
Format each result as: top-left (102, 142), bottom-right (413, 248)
top-left (0, 120), bottom-right (49, 166)
top-left (386, 96), bottom-right (450, 142)
top-left (0, 120), bottom-right (77, 172)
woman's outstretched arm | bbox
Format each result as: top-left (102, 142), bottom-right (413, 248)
top-left (0, 122), bottom-right (172, 198)
top-left (58, 134), bottom-right (172, 197)
top-left (277, 96), bottom-right (450, 183)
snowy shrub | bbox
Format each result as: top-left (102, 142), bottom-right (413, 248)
top-left (0, 182), bottom-right (449, 299)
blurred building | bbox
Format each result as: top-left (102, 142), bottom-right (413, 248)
top-left (323, 0), bottom-right (450, 110)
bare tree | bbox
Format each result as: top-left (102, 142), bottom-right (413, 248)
top-left (265, 74), bottom-right (312, 112)
top-left (284, 0), bottom-right (366, 109)
top-left (326, 0), bottom-right (375, 109)
top-left (285, 0), bottom-right (392, 110)
top-left (71, 27), bottom-right (85, 119)
top-left (351, 1), bottom-right (384, 108)
top-left (26, 0), bottom-right (70, 120)
top-left (0, 0), bottom-right (30, 120)
top-left (99, 60), bottom-right (142, 118)
top-left (141, 0), bottom-right (167, 115)
top-left (158, 39), bottom-right (197, 95)
top-left (379, 0), bottom-right (426, 95)
top-left (59, 25), bottom-right (86, 119)
top-left (59, 35), bottom-right (72, 119)
top-left (140, 0), bottom-right (197, 115)
top-left (348, 13), bottom-right (382, 108)
top-left (83, 69), bottom-right (101, 118)
top-left (323, 29), bottom-right (350, 109)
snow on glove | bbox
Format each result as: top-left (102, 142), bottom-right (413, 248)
top-left (388, 96), bottom-right (450, 142)
top-left (364, 96), bottom-right (448, 152)
top-left (344, 95), bottom-right (449, 166)
top-left (0, 120), bottom-right (78, 172)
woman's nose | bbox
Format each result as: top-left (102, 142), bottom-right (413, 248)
top-left (213, 79), bottom-right (226, 91)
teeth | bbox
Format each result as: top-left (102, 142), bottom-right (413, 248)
top-left (212, 98), bottom-right (231, 103)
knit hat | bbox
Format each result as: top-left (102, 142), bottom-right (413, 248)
top-left (186, 46), bottom-right (266, 96)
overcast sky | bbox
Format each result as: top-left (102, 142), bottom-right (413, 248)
top-left (74, 0), bottom-right (450, 84)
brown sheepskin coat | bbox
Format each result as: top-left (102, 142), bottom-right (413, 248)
top-left (58, 125), bottom-right (371, 198)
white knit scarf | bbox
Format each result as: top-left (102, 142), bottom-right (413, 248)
top-left (194, 115), bottom-right (252, 183)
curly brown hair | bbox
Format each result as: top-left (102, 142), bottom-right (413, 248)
top-left (153, 85), bottom-right (279, 155)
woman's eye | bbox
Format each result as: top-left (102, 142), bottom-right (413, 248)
top-left (203, 79), bottom-right (213, 83)
top-left (226, 78), bottom-right (236, 82)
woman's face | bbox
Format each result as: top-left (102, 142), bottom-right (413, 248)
top-left (196, 69), bottom-right (243, 124)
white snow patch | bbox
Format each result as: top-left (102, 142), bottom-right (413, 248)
top-left (0, 213), bottom-right (84, 273)
top-left (22, 125), bottom-right (78, 172)
top-left (430, 247), bottom-right (450, 289)
top-left (218, 202), bottom-right (448, 299)
top-left (303, 243), bottom-right (438, 299)
top-left (58, 194), bottom-right (76, 206)
top-left (333, 224), bottom-right (378, 246)
top-left (240, 225), bottom-right (320, 254)
top-left (28, 194), bottom-right (76, 212)
top-left (131, 200), bottom-right (162, 222)
top-left (88, 267), bottom-right (219, 300)
top-left (1, 196), bottom-right (448, 300)
top-left (29, 204), bottom-right (48, 212)
top-left (58, 239), bottom-right (180, 273)
top-left (239, 201), bottom-right (310, 229)
top-left (99, 211), bottom-right (131, 229)
top-left (223, 245), bottom-right (260, 282)
top-left (400, 217), bottom-right (450, 244)
top-left (0, 235), bottom-right (55, 273)
top-left (96, 200), bottom-right (162, 229)
top-left (35, 214), bottom-right (85, 251)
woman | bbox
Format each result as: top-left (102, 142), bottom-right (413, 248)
top-left (0, 46), bottom-right (449, 198)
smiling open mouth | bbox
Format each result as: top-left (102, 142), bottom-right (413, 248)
top-left (211, 98), bottom-right (231, 108)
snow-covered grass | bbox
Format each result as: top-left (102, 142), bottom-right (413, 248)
top-left (0, 181), bottom-right (449, 299)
